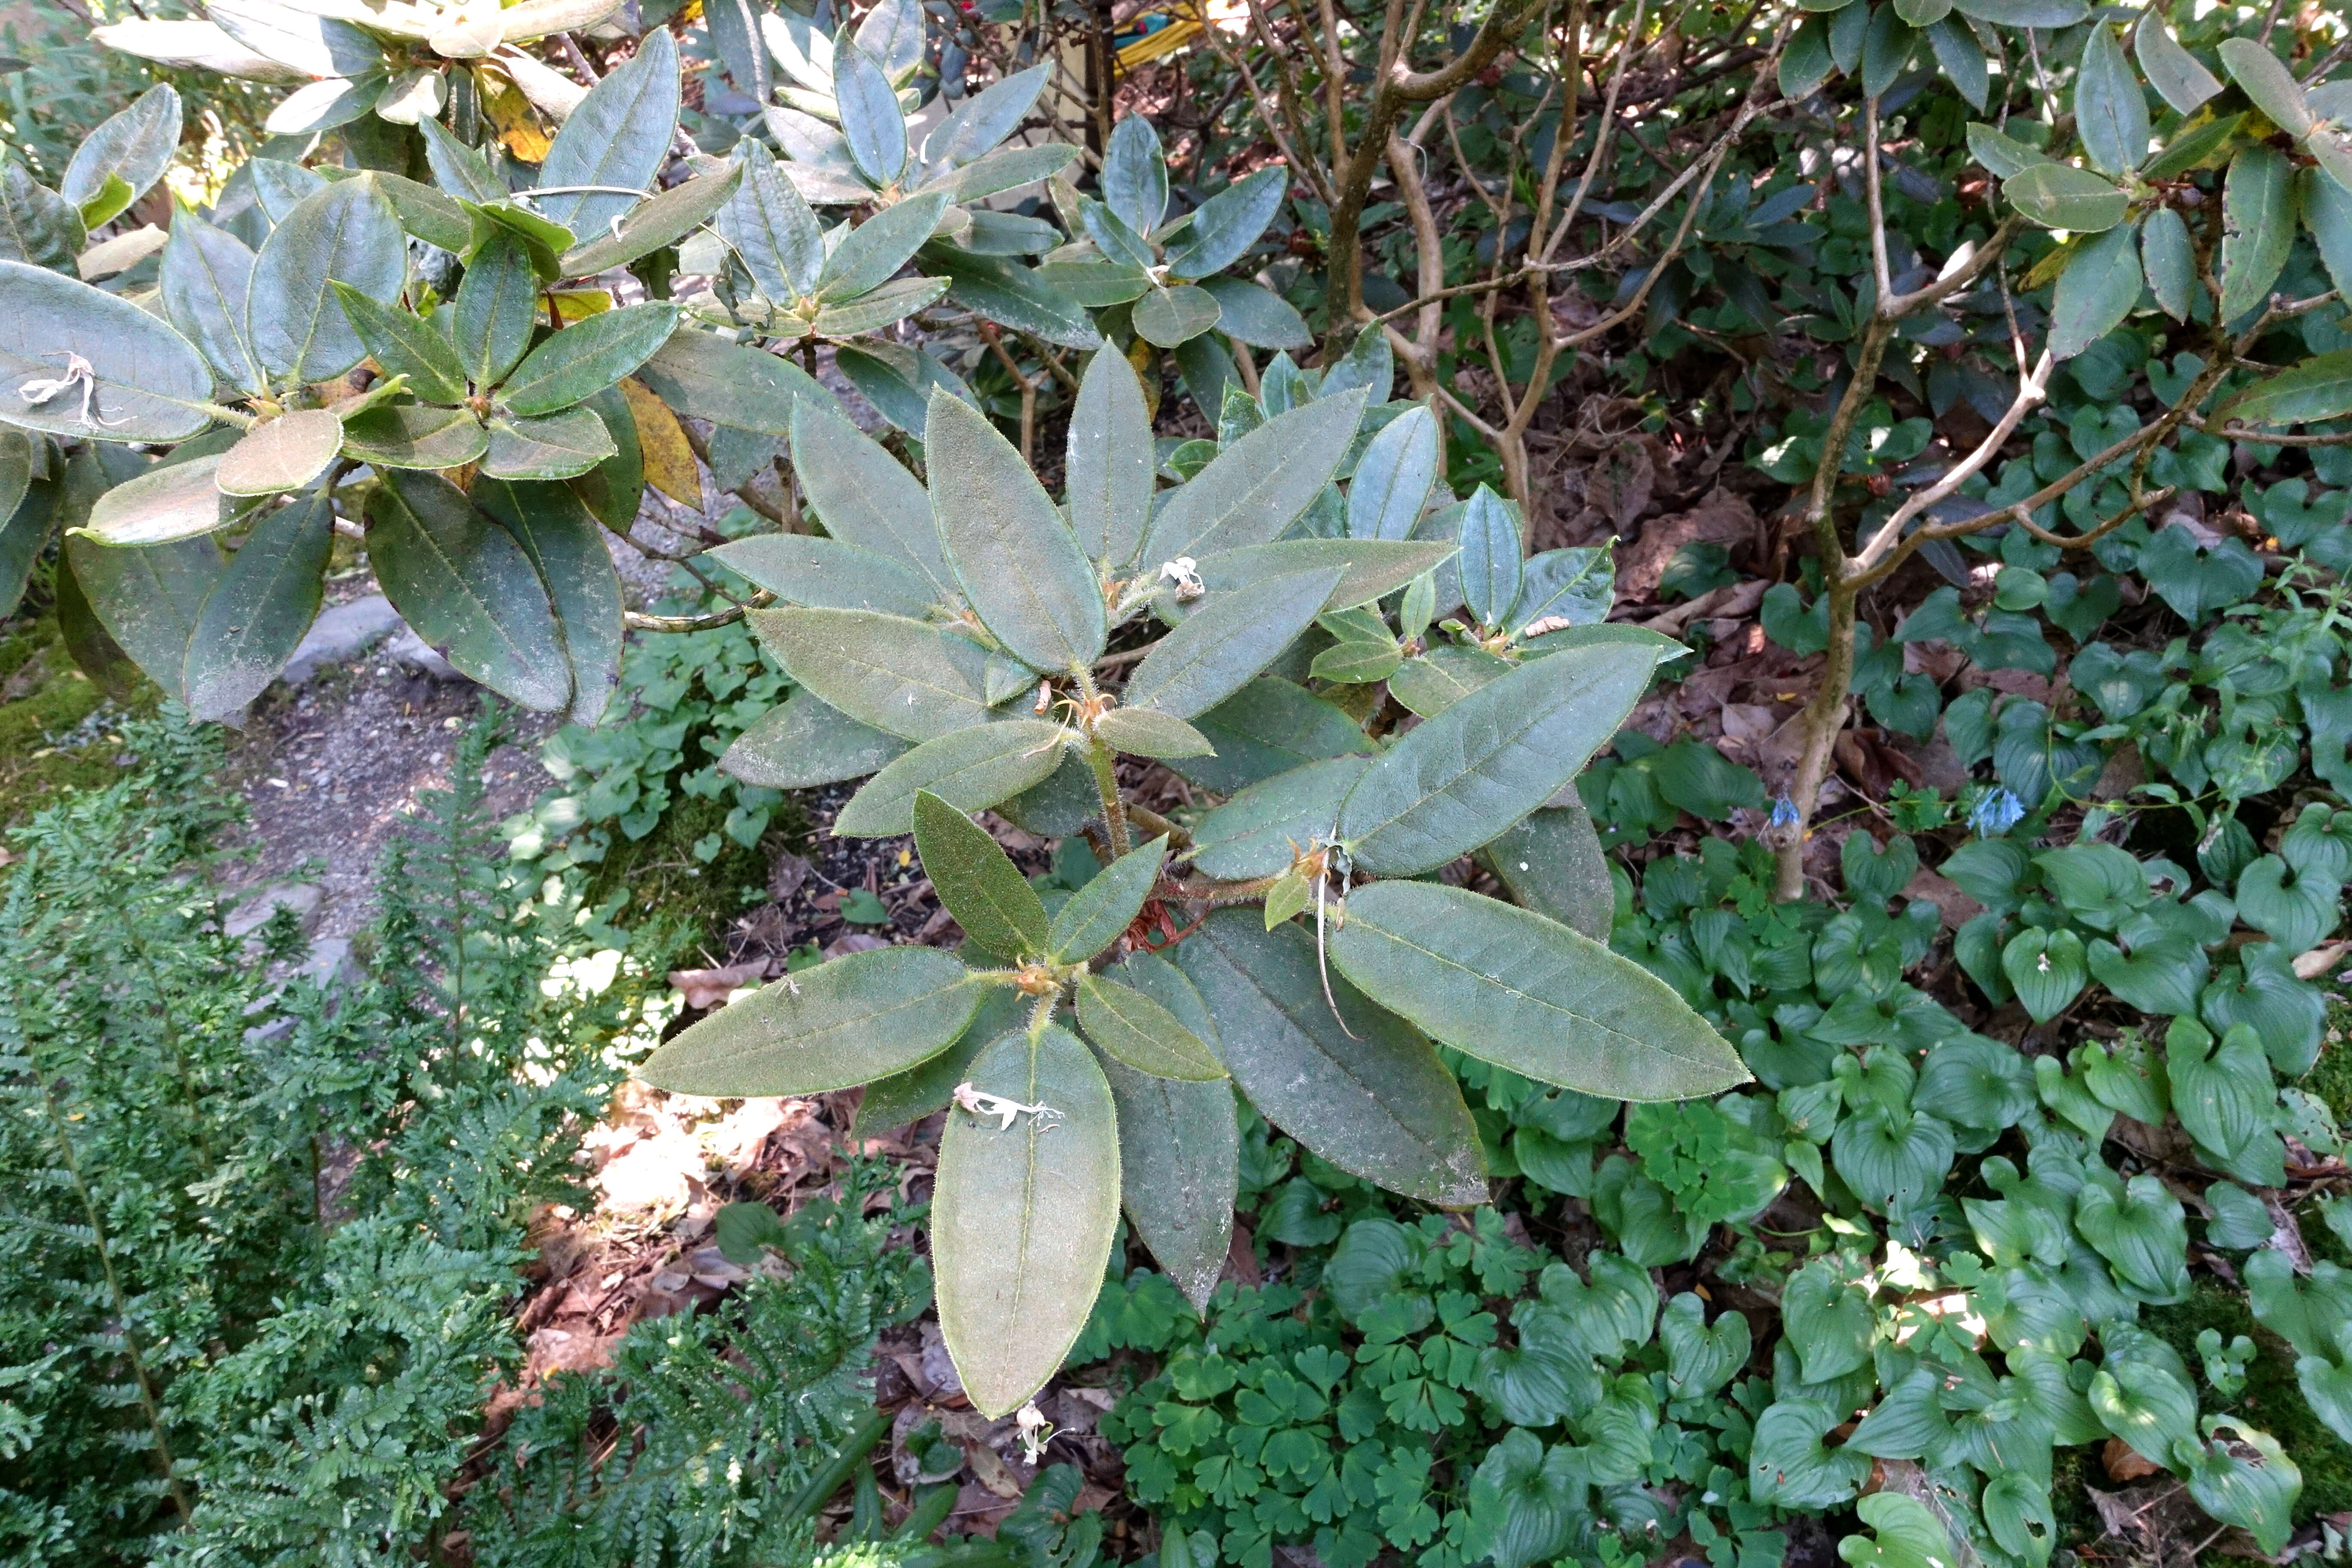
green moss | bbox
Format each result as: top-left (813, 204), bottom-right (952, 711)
top-left (0, 612), bottom-right (151, 829)
top-left (583, 792), bottom-right (774, 941)
top-left (2143, 1281), bottom-right (2352, 1519)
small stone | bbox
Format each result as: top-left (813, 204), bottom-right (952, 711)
top-left (280, 595), bottom-right (403, 685)
top-left (224, 881), bottom-right (323, 941)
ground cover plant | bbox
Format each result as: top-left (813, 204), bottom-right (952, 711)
top-left (23, 0), bottom-right (2352, 1561)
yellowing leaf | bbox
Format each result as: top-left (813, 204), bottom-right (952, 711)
top-left (548, 289), bottom-right (613, 321)
top-left (619, 376), bottom-right (701, 505)
top-left (474, 64), bottom-right (551, 162)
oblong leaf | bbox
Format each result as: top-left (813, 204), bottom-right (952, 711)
top-left (534, 29), bottom-right (678, 238)
top-left (484, 407), bottom-right (616, 481)
top-left (77, 453), bottom-right (235, 545)
top-left (1133, 283), bottom-right (1222, 348)
top-left (1948, 0), bottom-right (2085, 22)
top-left (1078, 972), bottom-right (1226, 1080)
top-left (935, 1026), bottom-right (1121, 1417)
top-left (2219, 144), bottom-right (2294, 322)
top-left (928, 388), bottom-right (1106, 671)
top-left (563, 164), bottom-right (745, 278)
top-left (63, 527), bottom-right (222, 703)
top-left (811, 274), bottom-right (949, 336)
top-left (1102, 114), bottom-right (1169, 235)
top-left (248, 175), bottom-right (405, 381)
top-left (1481, 799), bottom-right (1614, 940)
top-left (836, 719), bottom-right (1070, 836)
top-left (1100, 1044), bottom-right (1236, 1313)
top-left (0, 259), bottom-right (214, 442)
top-left (2219, 348), bottom-right (2352, 425)
top-left (2049, 220), bottom-right (2144, 360)
top-left (636, 324), bottom-right (840, 436)
top-left (2136, 10), bottom-right (2221, 116)
top-left (90, 18), bottom-right (309, 81)
top-left (2219, 37), bottom-right (2312, 137)
top-left (365, 468), bottom-right (569, 710)
top-left (1197, 275), bottom-right (1312, 350)
top-left (331, 282), bottom-right (467, 403)
top-left (217, 408), bottom-right (343, 496)
top-left (60, 84), bottom-right (181, 223)
top-left (183, 478), bottom-right (332, 720)
top-left (641, 945), bottom-right (982, 1095)
top-left (923, 248), bottom-right (1103, 349)
top-left (915, 789), bottom-right (1048, 959)
top-left (1092, 706), bottom-right (1213, 757)
top-left (1331, 880), bottom-right (1751, 1101)
top-left (2142, 206), bottom-right (2196, 321)
top-left (2075, 23), bottom-right (2149, 177)
top-left (1339, 643), bottom-right (1659, 876)
top-left (1166, 166), bottom-right (1285, 279)
top-left (712, 534), bottom-right (936, 616)
top-left (453, 228), bottom-right (538, 390)
top-left (159, 208), bottom-right (261, 395)
top-left (2002, 162), bottom-right (2128, 232)
top-left (1047, 836), bottom-right (1165, 962)
top-left (1139, 388), bottom-right (1369, 565)
top-left (500, 301), bottom-right (679, 416)
top-left (1346, 404), bottom-right (1440, 541)
top-left (1192, 537), bottom-right (1459, 613)
top-left (1125, 564), bottom-right (1343, 719)
top-left (1191, 753), bottom-right (1371, 879)
top-left (0, 160), bottom-right (87, 276)
top-left (789, 402), bottom-right (954, 592)
top-left (478, 478), bottom-right (625, 726)
top-left (1173, 911), bottom-right (1485, 1206)
top-left (1068, 346), bottom-right (1155, 568)
top-left (715, 140), bottom-right (824, 301)
top-left (749, 606), bottom-right (996, 740)
top-left (834, 38), bottom-right (908, 186)
top-left (721, 690), bottom-right (910, 786)
top-left (338, 403), bottom-right (489, 469)
top-left (816, 190), bottom-right (948, 303)
top-left (1457, 484), bottom-right (1522, 628)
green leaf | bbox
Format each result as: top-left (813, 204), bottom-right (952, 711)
top-left (483, 407), bottom-right (616, 481)
top-left (637, 324), bottom-right (840, 437)
top-left (2220, 144), bottom-right (2294, 322)
top-left (0, 259), bottom-right (215, 442)
top-left (1177, 676), bottom-right (1373, 794)
top-left (217, 408), bottom-right (343, 497)
top-left (834, 39), bottom-right (907, 186)
top-left (1196, 276), bottom-right (1312, 351)
top-left (368, 169), bottom-right (472, 253)
top-left (1339, 643), bottom-right (1657, 876)
top-left (1077, 973), bottom-right (1225, 1080)
top-left (2075, 1172), bottom-right (2192, 1301)
top-left (1191, 538), bottom-right (1459, 614)
top-left (836, 720), bottom-right (1069, 836)
top-left (1048, 836), bottom-right (1166, 962)
top-left (931, 61), bottom-right (1053, 165)
top-left (927, 388), bottom-right (1106, 671)
top-left (1192, 753), bottom-right (1370, 879)
top-left (2220, 37), bottom-right (2312, 135)
top-left (2076, 24), bottom-right (2149, 176)
top-left (1347, 404), bottom-right (1439, 542)
top-left (2089, 1355), bottom-right (2199, 1457)
top-left (1133, 284), bottom-right (1222, 348)
top-left (913, 789), bottom-right (1047, 959)
top-left (778, 413), bottom-right (945, 601)
top-left (1748, 1399), bottom-right (1871, 1510)
top-left (565, 382), bottom-right (643, 532)
top-left (2142, 206), bottom-right (2196, 321)
top-left (643, 943), bottom-right (980, 1095)
top-left (811, 275), bottom-right (947, 336)
top-left (923, 248), bottom-right (1104, 349)
top-left (2219, 347), bottom-right (2352, 425)
top-left (1466, 1429), bottom-right (1583, 1568)
top-left (60, 84), bottom-right (179, 226)
top-left (1125, 565), bottom-right (1342, 720)
top-left (855, 981), bottom-right (1022, 1135)
top-left (337, 404), bottom-right (488, 469)
top-left (710, 534), bottom-right (935, 616)
top-left (1139, 389), bottom-right (1368, 564)
top-left (1102, 114), bottom-right (1168, 236)
top-left (248, 175), bottom-right (405, 382)
top-left (1782, 1259), bottom-right (1873, 1382)
top-left (1967, 121), bottom-right (2053, 180)
top-left (1067, 346), bottom-right (1155, 568)
top-left (1099, 1035), bottom-right (1236, 1312)
top-left (1034, 259), bottom-right (1152, 306)
top-left (1480, 800), bottom-right (1614, 940)
top-left (2001, 926), bottom-right (2089, 1021)
top-left (450, 230), bottom-right (538, 391)
top-left (750, 606), bottom-right (998, 740)
top-left (1780, 16), bottom-right (1835, 99)
top-left (721, 690), bottom-right (909, 787)
top-left (499, 301), bottom-right (679, 415)
top-left (467, 198), bottom-right (575, 279)
top-left (816, 190), bottom-right (948, 303)
top-left (0, 435), bottom-right (44, 620)
top-left (1860, 6), bottom-right (1916, 100)
top-left (1458, 484), bottom-right (1522, 628)
top-left (419, 114), bottom-right (505, 203)
top-left (2234, 854), bottom-right (2341, 953)
top-left (2183, 1420), bottom-right (2300, 1556)
top-left (477, 478), bottom-right (625, 727)
top-left (564, 165), bottom-right (744, 278)
top-left (1174, 910), bottom-right (1485, 1206)
top-left (157, 208), bottom-right (258, 393)
top-left (2135, 10), bottom-right (2221, 115)
top-left (0, 158), bottom-right (84, 278)
top-left (1165, 166), bottom-right (1285, 279)
top-left (76, 452), bottom-right (236, 545)
top-left (1092, 707), bottom-right (1213, 758)
top-left (2167, 1018), bottom-right (2276, 1162)
top-left (1329, 879), bottom-right (1748, 1100)
top-left (534, 28), bottom-right (678, 238)
top-left (62, 527), bottom-right (221, 704)
top-left (1948, 0), bottom-right (2084, 22)
top-left (181, 478), bottom-right (331, 720)
top-left (2049, 221), bottom-right (2144, 362)
top-left (1390, 645), bottom-right (1510, 718)
top-left (364, 469), bottom-right (569, 711)
top-left (935, 1025), bottom-right (1121, 1418)
top-left (1923, 15), bottom-right (1987, 108)
top-left (1660, 1292), bottom-right (1749, 1399)
top-left (2002, 162), bottom-right (2128, 232)
top-left (330, 282), bottom-right (467, 404)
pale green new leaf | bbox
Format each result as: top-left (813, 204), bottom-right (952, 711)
top-left (914, 788), bottom-right (1047, 959)
top-left (2002, 162), bottom-right (2128, 231)
top-left (1077, 972), bottom-right (1225, 1080)
top-left (1048, 836), bottom-right (1167, 962)
top-left (1329, 880), bottom-right (1749, 1100)
top-left (217, 408), bottom-right (343, 496)
top-left (1092, 707), bottom-right (1214, 757)
top-left (76, 452), bottom-right (235, 545)
top-left (642, 944), bottom-right (981, 1095)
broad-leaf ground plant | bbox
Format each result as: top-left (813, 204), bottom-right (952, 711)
top-left (639, 340), bottom-right (1750, 1415)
